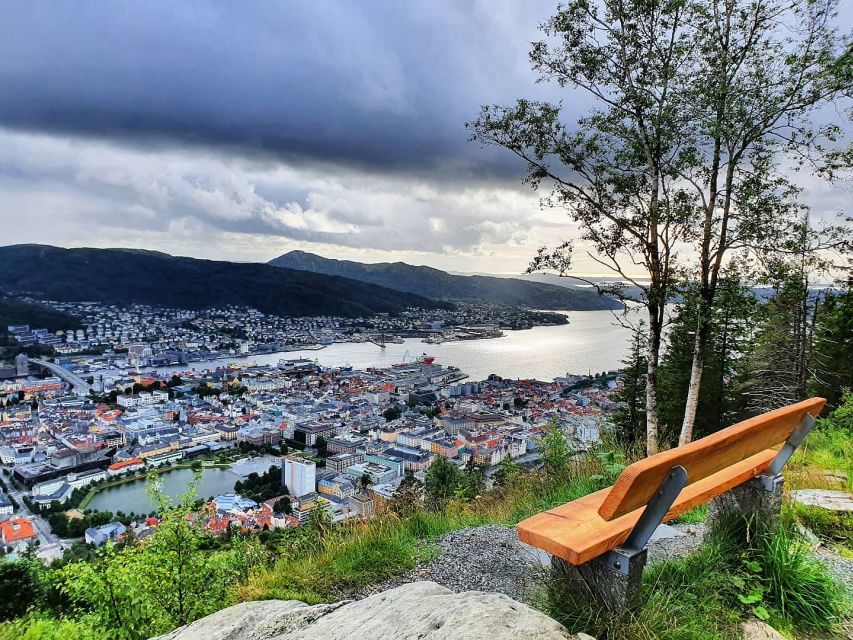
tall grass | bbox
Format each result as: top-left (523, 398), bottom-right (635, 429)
top-left (542, 509), bottom-right (850, 640)
top-left (239, 449), bottom-right (616, 604)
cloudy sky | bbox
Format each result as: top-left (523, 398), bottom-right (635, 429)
top-left (0, 1), bottom-right (850, 276)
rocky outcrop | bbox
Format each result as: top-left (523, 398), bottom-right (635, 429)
top-left (790, 489), bottom-right (853, 512)
top-left (153, 581), bottom-right (579, 640)
top-left (740, 619), bottom-right (785, 640)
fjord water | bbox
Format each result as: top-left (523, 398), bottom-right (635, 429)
top-left (151, 309), bottom-right (633, 381)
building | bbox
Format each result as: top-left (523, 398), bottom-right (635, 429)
top-left (107, 458), bottom-right (145, 476)
top-left (212, 494), bottom-right (258, 514)
top-left (326, 452), bottom-right (363, 473)
top-left (326, 435), bottom-right (366, 455)
top-left (293, 422), bottom-right (338, 447)
top-left (0, 518), bottom-right (37, 546)
top-left (317, 475), bottom-right (357, 500)
top-left (147, 450), bottom-right (182, 467)
top-left (283, 456), bottom-right (316, 498)
top-left (237, 424), bottom-right (282, 447)
top-left (31, 482), bottom-right (74, 506)
top-left (0, 493), bottom-right (13, 516)
top-left (290, 492), bottom-right (320, 524)
top-left (85, 522), bottom-right (128, 547)
top-left (344, 461), bottom-right (397, 485)
top-left (14, 353), bottom-right (28, 377)
top-left (348, 494), bottom-right (375, 519)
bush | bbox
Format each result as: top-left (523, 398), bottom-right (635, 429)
top-left (0, 560), bottom-right (49, 622)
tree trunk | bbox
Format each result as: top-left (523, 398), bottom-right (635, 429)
top-left (645, 311), bottom-right (662, 455)
top-left (678, 307), bottom-right (710, 445)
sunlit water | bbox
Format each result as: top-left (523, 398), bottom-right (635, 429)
top-left (137, 309), bottom-right (633, 382)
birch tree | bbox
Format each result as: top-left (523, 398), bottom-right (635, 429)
top-left (468, 0), bottom-right (695, 454)
top-left (677, 0), bottom-right (850, 444)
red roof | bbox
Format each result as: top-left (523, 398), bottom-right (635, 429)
top-left (108, 458), bottom-right (144, 471)
top-left (0, 518), bottom-right (37, 544)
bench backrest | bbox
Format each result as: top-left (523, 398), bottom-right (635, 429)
top-left (598, 397), bottom-right (826, 521)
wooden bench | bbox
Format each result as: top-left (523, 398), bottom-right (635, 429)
top-left (517, 398), bottom-right (826, 609)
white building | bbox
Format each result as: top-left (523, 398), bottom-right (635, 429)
top-left (283, 457), bottom-right (316, 498)
top-left (0, 493), bottom-right (13, 516)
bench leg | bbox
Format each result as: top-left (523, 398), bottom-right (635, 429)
top-left (551, 549), bottom-right (647, 611)
top-left (708, 475), bottom-right (784, 535)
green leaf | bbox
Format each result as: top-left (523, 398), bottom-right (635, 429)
top-left (738, 592), bottom-right (763, 604)
top-left (743, 560), bottom-right (762, 573)
top-left (753, 605), bottom-right (770, 621)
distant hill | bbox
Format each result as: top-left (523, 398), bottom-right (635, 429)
top-left (270, 251), bottom-right (622, 311)
top-left (0, 245), bottom-right (450, 317)
top-left (0, 297), bottom-right (82, 332)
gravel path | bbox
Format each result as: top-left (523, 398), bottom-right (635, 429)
top-left (356, 523), bottom-right (709, 604)
top-left (814, 546), bottom-right (853, 593)
top-left (359, 525), bottom-right (549, 604)
top-left (355, 521), bottom-right (850, 605)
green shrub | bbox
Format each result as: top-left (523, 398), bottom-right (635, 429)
top-left (542, 514), bottom-right (848, 640)
top-left (746, 527), bottom-right (849, 630)
top-left (0, 614), bottom-right (106, 640)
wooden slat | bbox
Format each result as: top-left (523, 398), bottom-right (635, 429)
top-left (597, 398), bottom-right (825, 521)
top-left (518, 449), bottom-right (777, 565)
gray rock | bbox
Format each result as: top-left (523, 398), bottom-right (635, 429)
top-left (820, 470), bottom-right (849, 489)
top-left (740, 618), bottom-right (785, 640)
top-left (790, 489), bottom-right (853, 512)
top-left (153, 581), bottom-right (578, 640)
top-left (794, 523), bottom-right (821, 548)
top-left (648, 523), bottom-right (683, 541)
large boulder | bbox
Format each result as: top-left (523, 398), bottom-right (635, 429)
top-left (153, 581), bottom-right (578, 640)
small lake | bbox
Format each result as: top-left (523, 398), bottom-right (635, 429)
top-left (87, 467), bottom-right (242, 515)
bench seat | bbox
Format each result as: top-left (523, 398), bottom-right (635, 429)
top-left (518, 448), bottom-right (777, 565)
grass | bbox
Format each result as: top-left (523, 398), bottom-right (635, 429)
top-left (0, 614), bottom-right (103, 640)
top-left (239, 453), bottom-right (616, 603)
top-left (5, 421), bottom-right (850, 640)
top-left (671, 504), bottom-right (709, 525)
top-left (786, 405), bottom-right (852, 493)
top-left (542, 512), bottom-right (851, 640)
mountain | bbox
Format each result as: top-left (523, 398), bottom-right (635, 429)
top-left (270, 251), bottom-right (623, 311)
top-left (0, 245), bottom-right (451, 317)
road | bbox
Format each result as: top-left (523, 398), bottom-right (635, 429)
top-left (1, 468), bottom-right (60, 546)
top-left (29, 358), bottom-right (93, 395)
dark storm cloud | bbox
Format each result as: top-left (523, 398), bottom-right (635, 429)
top-left (0, 1), bottom-right (564, 177)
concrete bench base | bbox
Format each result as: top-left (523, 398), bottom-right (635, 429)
top-left (551, 549), bottom-right (647, 611)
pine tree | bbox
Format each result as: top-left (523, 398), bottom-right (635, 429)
top-left (658, 275), bottom-right (758, 442)
top-left (612, 324), bottom-right (647, 448)
top-left (809, 283), bottom-right (853, 409)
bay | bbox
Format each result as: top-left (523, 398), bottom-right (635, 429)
top-left (140, 309), bottom-right (632, 382)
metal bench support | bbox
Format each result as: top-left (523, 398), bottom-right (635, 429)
top-left (552, 465), bottom-right (688, 611)
top-left (709, 413), bottom-right (815, 533)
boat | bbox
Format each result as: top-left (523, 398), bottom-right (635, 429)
top-left (392, 353), bottom-right (435, 368)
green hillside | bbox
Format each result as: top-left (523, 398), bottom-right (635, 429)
top-left (0, 245), bottom-right (451, 318)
